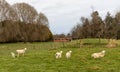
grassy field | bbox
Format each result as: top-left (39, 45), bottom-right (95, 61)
top-left (0, 39), bottom-right (120, 72)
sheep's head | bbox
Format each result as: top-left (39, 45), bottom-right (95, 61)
top-left (69, 50), bottom-right (72, 53)
top-left (60, 51), bottom-right (63, 53)
top-left (24, 48), bottom-right (27, 50)
top-left (101, 50), bottom-right (105, 54)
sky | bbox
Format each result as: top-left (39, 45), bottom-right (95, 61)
top-left (6, 0), bottom-right (120, 34)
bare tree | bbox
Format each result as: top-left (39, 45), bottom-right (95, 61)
top-left (0, 0), bottom-right (53, 42)
top-left (91, 11), bottom-right (104, 38)
top-left (35, 13), bottom-right (49, 27)
top-left (0, 0), bottom-right (19, 21)
top-left (12, 3), bottom-right (38, 23)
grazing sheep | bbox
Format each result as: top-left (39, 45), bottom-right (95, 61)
top-left (66, 50), bottom-right (72, 59)
top-left (11, 52), bottom-right (16, 58)
top-left (16, 48), bottom-right (27, 57)
top-left (55, 51), bottom-right (63, 59)
top-left (91, 50), bottom-right (106, 58)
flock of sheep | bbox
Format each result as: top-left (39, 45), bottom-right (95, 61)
top-left (55, 50), bottom-right (72, 59)
top-left (55, 50), bottom-right (106, 59)
top-left (11, 48), bottom-right (27, 58)
top-left (11, 48), bottom-right (106, 59)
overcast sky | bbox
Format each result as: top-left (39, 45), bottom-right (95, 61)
top-left (6, 0), bottom-right (120, 34)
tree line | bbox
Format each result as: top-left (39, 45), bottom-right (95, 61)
top-left (70, 11), bottom-right (120, 39)
top-left (0, 0), bottom-right (52, 42)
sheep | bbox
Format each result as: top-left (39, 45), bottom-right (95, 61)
top-left (66, 50), bottom-right (72, 59)
top-left (16, 48), bottom-right (27, 57)
top-left (11, 52), bottom-right (16, 58)
top-left (55, 51), bottom-right (63, 59)
top-left (91, 50), bottom-right (106, 58)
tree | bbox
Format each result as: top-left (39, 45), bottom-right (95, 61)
top-left (90, 11), bottom-right (104, 38)
top-left (0, 0), bottom-right (19, 21)
top-left (103, 12), bottom-right (119, 39)
top-left (71, 24), bottom-right (82, 39)
top-left (0, 0), bottom-right (53, 42)
top-left (0, 20), bottom-right (21, 42)
top-left (114, 12), bottom-right (120, 39)
top-left (12, 3), bottom-right (38, 23)
top-left (35, 13), bottom-right (49, 27)
top-left (104, 12), bottom-right (116, 39)
top-left (81, 17), bottom-right (91, 38)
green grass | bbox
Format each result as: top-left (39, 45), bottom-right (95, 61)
top-left (0, 39), bottom-right (120, 72)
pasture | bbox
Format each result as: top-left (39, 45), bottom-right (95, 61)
top-left (0, 39), bottom-right (120, 72)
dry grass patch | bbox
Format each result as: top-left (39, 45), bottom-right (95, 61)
top-left (106, 39), bottom-right (118, 48)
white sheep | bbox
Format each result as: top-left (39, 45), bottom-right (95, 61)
top-left (55, 51), bottom-right (63, 59)
top-left (66, 50), bottom-right (72, 59)
top-left (91, 50), bottom-right (106, 58)
top-left (16, 48), bottom-right (27, 57)
top-left (11, 52), bottom-right (16, 58)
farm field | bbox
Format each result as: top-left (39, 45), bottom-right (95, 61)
top-left (0, 39), bottom-right (120, 72)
